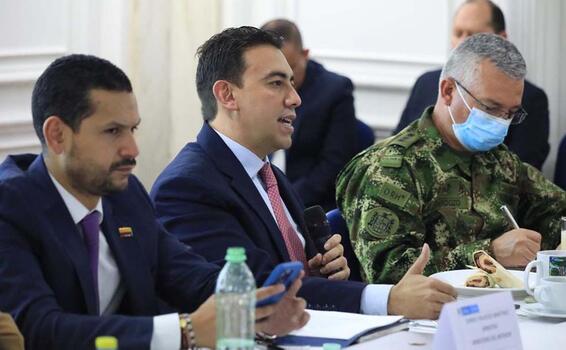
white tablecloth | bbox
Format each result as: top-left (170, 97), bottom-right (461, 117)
top-left (283, 306), bottom-right (566, 350)
top-left (347, 312), bottom-right (566, 349)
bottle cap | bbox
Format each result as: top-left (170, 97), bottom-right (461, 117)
top-left (225, 247), bottom-right (246, 263)
top-left (322, 343), bottom-right (341, 350)
top-left (95, 336), bottom-right (118, 349)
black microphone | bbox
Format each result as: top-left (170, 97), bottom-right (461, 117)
top-left (304, 205), bottom-right (333, 254)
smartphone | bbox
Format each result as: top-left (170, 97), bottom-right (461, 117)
top-left (256, 261), bottom-right (303, 307)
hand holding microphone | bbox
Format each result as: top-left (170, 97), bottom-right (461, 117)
top-left (304, 205), bottom-right (350, 280)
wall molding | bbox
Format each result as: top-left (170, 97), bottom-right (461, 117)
top-left (0, 47), bottom-right (66, 59)
top-left (311, 49), bottom-right (444, 90)
top-left (0, 47), bottom-right (66, 84)
top-left (0, 119), bottom-right (40, 152)
top-left (311, 49), bottom-right (445, 66)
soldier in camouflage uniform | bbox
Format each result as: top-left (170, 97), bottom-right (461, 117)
top-left (337, 33), bottom-right (566, 284)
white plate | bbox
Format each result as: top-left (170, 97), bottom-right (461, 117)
top-left (522, 303), bottom-right (566, 319)
top-left (430, 269), bottom-right (534, 299)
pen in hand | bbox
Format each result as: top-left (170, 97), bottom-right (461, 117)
top-left (500, 205), bottom-right (520, 230)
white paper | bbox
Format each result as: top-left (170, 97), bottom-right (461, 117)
top-left (290, 309), bottom-right (403, 340)
top-left (433, 292), bottom-right (522, 350)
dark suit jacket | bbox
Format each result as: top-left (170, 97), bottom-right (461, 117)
top-left (151, 123), bottom-right (366, 313)
top-left (286, 60), bottom-right (358, 210)
top-left (555, 135), bottom-right (566, 190)
top-left (0, 155), bottom-right (219, 350)
top-left (394, 69), bottom-right (550, 169)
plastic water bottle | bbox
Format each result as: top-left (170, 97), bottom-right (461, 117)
top-left (216, 247), bottom-right (256, 350)
top-left (95, 336), bottom-right (118, 350)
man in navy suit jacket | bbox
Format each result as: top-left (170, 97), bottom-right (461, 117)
top-left (261, 19), bottom-right (359, 210)
top-left (0, 55), bottom-right (307, 350)
top-left (394, 0), bottom-right (550, 170)
top-left (151, 26), bottom-right (457, 320)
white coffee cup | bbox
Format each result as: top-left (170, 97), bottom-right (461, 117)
top-left (524, 276), bottom-right (566, 312)
top-left (524, 250), bottom-right (566, 287)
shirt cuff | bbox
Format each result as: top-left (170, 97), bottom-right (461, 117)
top-left (151, 313), bottom-right (180, 350)
top-left (360, 284), bottom-right (394, 315)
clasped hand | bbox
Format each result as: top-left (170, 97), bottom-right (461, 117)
top-left (307, 234), bottom-right (350, 280)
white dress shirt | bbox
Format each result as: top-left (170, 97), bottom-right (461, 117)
top-left (270, 149), bottom-right (286, 173)
top-left (216, 131), bottom-right (305, 247)
top-left (214, 129), bottom-right (393, 315)
top-left (48, 173), bottom-right (179, 350)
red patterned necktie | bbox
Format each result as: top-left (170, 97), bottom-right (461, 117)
top-left (258, 163), bottom-right (308, 273)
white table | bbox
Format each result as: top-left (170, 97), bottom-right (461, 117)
top-left (283, 298), bottom-right (566, 350)
top-left (347, 309), bottom-right (566, 349)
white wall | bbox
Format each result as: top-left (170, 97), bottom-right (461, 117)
top-left (0, 0), bottom-right (127, 161)
top-left (0, 0), bottom-right (218, 189)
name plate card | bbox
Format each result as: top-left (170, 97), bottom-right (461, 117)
top-left (433, 292), bottom-right (522, 350)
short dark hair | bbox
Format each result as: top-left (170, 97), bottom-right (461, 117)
top-left (260, 19), bottom-right (303, 49)
top-left (465, 0), bottom-right (506, 33)
top-left (196, 26), bottom-right (282, 121)
top-left (32, 54), bottom-right (132, 145)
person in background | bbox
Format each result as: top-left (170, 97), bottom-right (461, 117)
top-left (394, 0), bottom-right (549, 170)
top-left (151, 26), bottom-right (457, 321)
top-left (260, 19), bottom-right (360, 210)
top-left (0, 54), bottom-right (308, 350)
top-left (337, 33), bottom-right (566, 284)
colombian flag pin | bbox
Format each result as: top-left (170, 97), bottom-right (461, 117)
top-left (118, 227), bottom-right (133, 238)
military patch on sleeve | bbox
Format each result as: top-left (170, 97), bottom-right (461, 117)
top-left (380, 154), bottom-right (403, 168)
top-left (390, 132), bottom-right (421, 149)
top-left (372, 182), bottom-right (411, 208)
top-left (363, 207), bottom-right (400, 239)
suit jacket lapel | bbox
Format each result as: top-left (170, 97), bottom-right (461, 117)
top-left (197, 124), bottom-right (290, 262)
top-left (100, 200), bottom-right (157, 315)
top-left (28, 156), bottom-right (99, 314)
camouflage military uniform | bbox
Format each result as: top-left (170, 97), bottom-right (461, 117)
top-left (336, 107), bottom-right (566, 284)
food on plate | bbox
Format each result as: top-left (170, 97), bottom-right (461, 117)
top-left (470, 250), bottom-right (523, 288)
top-left (465, 270), bottom-right (496, 288)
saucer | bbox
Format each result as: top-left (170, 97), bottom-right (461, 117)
top-left (522, 303), bottom-right (566, 319)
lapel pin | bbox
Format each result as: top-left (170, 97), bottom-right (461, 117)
top-left (118, 227), bottom-right (133, 238)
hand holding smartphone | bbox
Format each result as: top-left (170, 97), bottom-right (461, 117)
top-left (256, 261), bottom-right (303, 307)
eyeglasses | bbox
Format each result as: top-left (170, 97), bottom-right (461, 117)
top-left (454, 80), bottom-right (527, 124)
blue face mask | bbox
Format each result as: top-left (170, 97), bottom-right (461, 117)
top-left (447, 84), bottom-right (511, 152)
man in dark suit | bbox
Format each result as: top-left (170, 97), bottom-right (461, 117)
top-left (0, 54), bottom-right (307, 350)
top-left (151, 26), bottom-right (457, 320)
top-left (260, 19), bottom-right (359, 210)
top-left (394, 0), bottom-right (550, 169)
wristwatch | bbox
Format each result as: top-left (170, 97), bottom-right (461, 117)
top-left (255, 331), bottom-right (279, 349)
top-left (179, 313), bottom-right (196, 350)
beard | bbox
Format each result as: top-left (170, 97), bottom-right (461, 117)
top-left (65, 146), bottom-right (136, 197)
